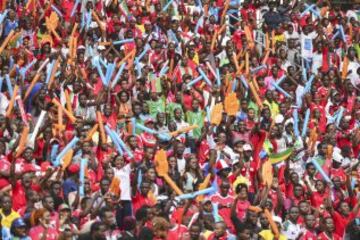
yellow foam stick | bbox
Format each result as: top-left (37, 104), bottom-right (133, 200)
top-left (96, 111), bottom-right (107, 144)
top-left (64, 90), bottom-right (73, 115)
top-left (210, 103), bottom-right (223, 126)
top-left (24, 73), bottom-right (41, 100)
top-left (196, 174), bottom-right (211, 202)
top-left (48, 57), bottom-right (61, 88)
top-left (15, 126), bottom-right (30, 158)
top-left (170, 125), bottom-right (198, 137)
top-left (264, 209), bottom-right (280, 239)
top-left (224, 92), bottom-right (239, 116)
top-left (85, 124), bottom-right (99, 141)
top-left (117, 49), bottom-right (136, 67)
top-left (261, 160), bottom-right (273, 187)
top-left (262, 50), bottom-right (270, 65)
top-left (61, 149), bottom-right (74, 170)
top-left (341, 57), bottom-right (349, 80)
top-left (5, 85), bottom-right (19, 117)
top-left (245, 51), bottom-right (249, 75)
top-left (249, 81), bottom-right (263, 108)
top-left (109, 177), bottom-right (121, 197)
top-left (0, 30), bottom-right (15, 54)
top-left (52, 99), bottom-right (77, 123)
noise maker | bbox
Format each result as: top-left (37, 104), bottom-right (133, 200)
top-left (24, 73), bottom-right (39, 100)
top-left (178, 186), bottom-right (216, 199)
top-left (5, 85), bottom-right (18, 117)
top-left (170, 125), bottom-right (198, 137)
top-left (212, 203), bottom-right (221, 222)
top-left (300, 4), bottom-right (315, 17)
top-left (262, 50), bottom-right (270, 65)
top-left (109, 177), bottom-right (121, 197)
top-left (52, 99), bottom-right (77, 123)
top-left (61, 149), bottom-right (74, 170)
top-left (112, 130), bottom-right (134, 159)
top-left (335, 107), bottom-right (344, 127)
top-left (240, 75), bottom-right (249, 89)
top-left (135, 123), bottom-right (158, 135)
top-left (79, 158), bottom-right (87, 197)
top-left (251, 64), bottom-right (266, 74)
top-left (0, 30), bottom-right (14, 54)
top-left (70, 0), bottom-right (80, 17)
top-left (29, 111), bottom-right (46, 145)
top-left (91, 11), bottom-right (105, 32)
top-left (186, 76), bottom-right (203, 87)
top-left (276, 75), bottom-right (286, 85)
top-left (105, 63), bottom-right (115, 85)
top-left (50, 144), bottom-right (60, 166)
top-left (244, 26), bottom-right (254, 49)
top-left (249, 81), bottom-right (263, 108)
top-left (331, 31), bottom-right (340, 40)
top-left (118, 49), bottom-right (136, 67)
top-left (5, 74), bottom-right (13, 97)
top-left (162, 0), bottom-right (175, 12)
top-left (163, 175), bottom-right (183, 195)
top-left (220, 0), bottom-right (230, 25)
top-left (16, 96), bottom-right (29, 127)
top-left (104, 125), bottom-right (123, 155)
top-left (248, 206), bottom-right (263, 213)
top-left (301, 109), bottom-right (311, 137)
top-left (112, 38), bottom-right (134, 45)
top-left (341, 57), bottom-right (349, 80)
top-left (55, 137), bottom-right (79, 164)
top-left (15, 126), bottom-right (30, 158)
top-left (339, 25), bottom-right (346, 43)
top-left (216, 68), bottom-right (221, 86)
top-left (194, 15), bottom-right (203, 34)
top-left (48, 58), bottom-right (61, 88)
top-left (64, 90), bottom-right (73, 115)
top-left (111, 63), bottom-right (126, 88)
top-left (311, 158), bottom-right (331, 183)
top-left (96, 111), bottom-right (107, 143)
top-left (85, 124), bottom-right (99, 141)
top-left (206, 62), bottom-right (217, 80)
top-left (95, 61), bottom-right (107, 86)
top-left (264, 209), bottom-right (280, 239)
top-left (198, 68), bottom-right (212, 86)
top-left (51, 4), bottom-right (63, 18)
top-left (271, 82), bottom-right (292, 98)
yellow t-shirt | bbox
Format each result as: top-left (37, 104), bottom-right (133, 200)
top-left (259, 230), bottom-right (287, 240)
top-left (0, 209), bottom-right (20, 228)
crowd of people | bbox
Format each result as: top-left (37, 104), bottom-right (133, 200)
top-left (0, 0), bottom-right (359, 239)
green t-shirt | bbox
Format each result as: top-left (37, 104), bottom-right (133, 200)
top-left (186, 110), bottom-right (205, 139)
top-left (166, 102), bottom-right (183, 121)
top-left (147, 98), bottom-right (166, 118)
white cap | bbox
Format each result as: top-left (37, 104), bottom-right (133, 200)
top-left (243, 144), bottom-right (252, 151)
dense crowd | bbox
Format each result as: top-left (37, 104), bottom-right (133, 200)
top-left (0, 0), bottom-right (359, 239)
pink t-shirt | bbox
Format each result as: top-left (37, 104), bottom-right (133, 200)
top-left (236, 200), bottom-right (251, 220)
top-left (29, 225), bottom-right (58, 240)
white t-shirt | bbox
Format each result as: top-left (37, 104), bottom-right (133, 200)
top-left (341, 60), bottom-right (360, 87)
top-left (113, 164), bottom-right (132, 201)
top-left (300, 31), bottom-right (317, 59)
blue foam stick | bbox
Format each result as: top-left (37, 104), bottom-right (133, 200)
top-left (112, 129), bottom-right (134, 158)
top-left (45, 60), bottom-right (54, 84)
top-left (51, 5), bottom-right (63, 18)
top-left (339, 25), bottom-right (346, 43)
top-left (311, 158), bottom-right (331, 183)
top-left (135, 123), bottom-right (158, 135)
top-left (131, 118), bottom-right (136, 135)
top-left (331, 31), bottom-right (340, 40)
top-left (162, 0), bottom-right (175, 12)
top-left (335, 107), bottom-right (344, 127)
top-left (196, 0), bottom-right (202, 9)
top-left (95, 62), bottom-right (107, 86)
top-left (177, 193), bottom-right (194, 200)
top-left (104, 125), bottom-right (123, 155)
top-left (55, 137), bottom-right (79, 164)
top-left (111, 63), bottom-right (126, 88)
top-left (212, 203), bottom-right (222, 222)
top-left (216, 68), bottom-right (221, 86)
top-left (195, 15), bottom-right (204, 34)
top-left (113, 38), bottom-right (134, 45)
top-left (105, 63), bottom-right (115, 85)
top-left (160, 66), bottom-right (169, 76)
top-left (271, 82), bottom-right (292, 98)
top-left (240, 75), bottom-right (249, 89)
top-left (135, 61), bottom-right (142, 77)
top-left (5, 74), bottom-right (13, 97)
top-left (276, 75), bottom-right (286, 85)
top-left (198, 68), bottom-right (212, 86)
top-left (135, 45), bottom-right (150, 64)
top-left (0, 77), bottom-right (3, 92)
top-left (304, 4), bottom-right (320, 18)
top-left (0, 10), bottom-right (9, 24)
top-left (206, 106), bottom-right (211, 122)
top-left (50, 144), bottom-right (59, 166)
top-left (99, 58), bottom-right (108, 68)
top-left (70, 0), bottom-right (80, 17)
top-left (86, 11), bottom-right (92, 30)
top-left (178, 187), bottom-right (216, 200)
top-left (137, 169), bottom-right (142, 190)
top-left (187, 76), bottom-right (203, 87)
top-left (9, 57), bottom-right (14, 69)
top-left (228, 14), bottom-right (240, 22)
top-left (301, 4), bottom-right (316, 17)
top-left (168, 30), bottom-right (179, 45)
top-left (293, 110), bottom-right (300, 137)
top-left (232, 78), bottom-right (238, 92)
top-left (301, 109), bottom-right (311, 137)
top-left (80, 11), bottom-right (85, 30)
top-left (79, 158), bottom-right (87, 196)
top-left (304, 75), bottom-right (315, 93)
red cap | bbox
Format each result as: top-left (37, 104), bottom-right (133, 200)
top-left (68, 164), bottom-right (80, 174)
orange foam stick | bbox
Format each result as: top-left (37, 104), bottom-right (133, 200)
top-left (220, 0), bottom-right (230, 25)
top-left (117, 49), bottom-right (136, 67)
top-left (163, 174), bottom-right (183, 195)
top-left (96, 111), bottom-right (107, 143)
top-left (170, 125), bottom-right (198, 137)
top-left (15, 126), bottom-right (30, 158)
top-left (70, 23), bottom-right (78, 37)
top-left (72, 37), bottom-right (78, 59)
top-left (210, 24), bottom-right (226, 52)
top-left (64, 90), bottom-right (73, 115)
top-left (264, 209), bottom-right (280, 238)
top-left (262, 50), bottom-right (270, 65)
top-left (92, 11), bottom-right (105, 32)
top-left (261, 160), bottom-right (273, 187)
top-left (249, 81), bottom-right (263, 108)
top-left (24, 73), bottom-right (41, 100)
top-left (244, 26), bottom-right (254, 48)
top-left (349, 24), bottom-right (353, 43)
top-left (320, 7), bottom-right (328, 17)
top-left (48, 58), bottom-right (61, 88)
top-left (232, 53), bottom-right (240, 73)
top-left (211, 103), bottom-right (223, 126)
top-left (5, 85), bottom-right (19, 117)
top-left (109, 177), bottom-right (121, 196)
top-left (252, 76), bottom-right (260, 92)
top-left (61, 149), bottom-right (74, 170)
top-left (25, 0), bottom-right (33, 9)
top-left (0, 30), bottom-right (15, 54)
top-left (50, 28), bottom-right (61, 41)
top-left (265, 33), bottom-right (270, 50)
top-left (85, 124), bottom-right (99, 141)
top-left (248, 206), bottom-right (262, 213)
top-left (52, 99), bottom-right (77, 123)
top-left (196, 174), bottom-right (211, 202)
top-left (57, 104), bottom-right (63, 134)
top-left (245, 52), bottom-right (249, 75)
top-left (271, 30), bottom-right (275, 52)
top-left (341, 57), bottom-right (349, 80)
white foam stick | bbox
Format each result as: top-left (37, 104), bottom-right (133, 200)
top-left (29, 110), bottom-right (47, 147)
top-left (37, 58), bottom-right (50, 74)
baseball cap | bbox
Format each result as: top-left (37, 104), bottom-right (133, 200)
top-left (243, 144), bottom-right (252, 151)
top-left (12, 218), bottom-right (26, 228)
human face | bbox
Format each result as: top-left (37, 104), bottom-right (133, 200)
top-left (299, 202), bottom-right (310, 215)
top-left (339, 202), bottom-right (350, 216)
top-left (114, 156), bottom-right (125, 169)
top-left (220, 182), bottom-right (230, 196)
top-left (42, 211), bottom-right (51, 225)
top-left (289, 207), bottom-right (300, 221)
top-left (44, 197), bottom-right (55, 211)
top-left (146, 168), bottom-right (156, 182)
top-left (190, 225), bottom-right (200, 240)
top-left (103, 211), bottom-right (116, 227)
top-left (1, 196), bottom-right (12, 212)
top-left (140, 182), bottom-right (150, 195)
top-left (305, 214), bottom-right (315, 229)
top-left (214, 222), bottom-right (226, 237)
top-left (325, 218), bottom-right (335, 232)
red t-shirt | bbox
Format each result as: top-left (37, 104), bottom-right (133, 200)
top-left (29, 225), bottom-right (58, 240)
top-left (132, 191), bottom-right (155, 213)
top-left (236, 200), bottom-right (250, 221)
top-left (332, 211), bottom-right (356, 237)
top-left (210, 193), bottom-right (235, 233)
top-left (317, 232), bottom-right (341, 240)
top-left (167, 224), bottom-right (189, 240)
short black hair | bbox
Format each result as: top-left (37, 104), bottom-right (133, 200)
top-left (90, 221), bottom-right (106, 234)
